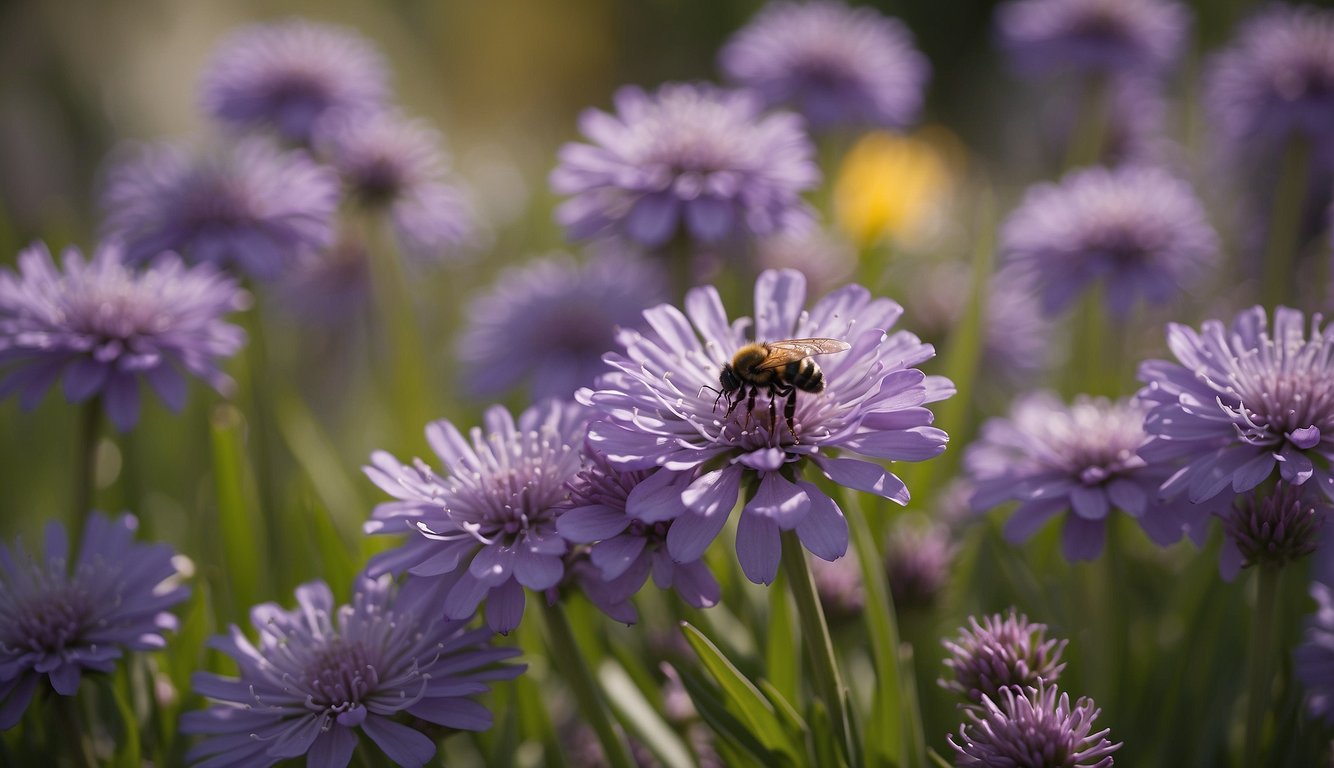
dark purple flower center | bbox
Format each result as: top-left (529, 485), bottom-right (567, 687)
top-left (352, 156), bottom-right (406, 205)
top-left (9, 585), bottom-right (90, 653)
top-left (305, 638), bottom-right (379, 709)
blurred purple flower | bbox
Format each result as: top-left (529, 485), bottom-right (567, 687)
top-left (456, 252), bottom-right (665, 400)
top-left (949, 682), bottom-right (1121, 768)
top-left (1137, 306), bottom-right (1334, 506)
top-left (811, 551), bottom-right (865, 622)
top-left (1043, 76), bottom-right (1172, 166)
top-left (1001, 165), bottom-right (1218, 318)
top-left (0, 513), bottom-right (188, 729)
top-left (884, 520), bottom-right (955, 610)
top-left (718, 0), bottom-right (929, 131)
top-left (940, 609), bottom-right (1068, 704)
top-left (0, 242), bottom-right (247, 431)
top-left (1296, 580), bottom-right (1334, 725)
top-left (966, 392), bottom-right (1195, 562)
top-left (557, 452), bottom-right (720, 623)
top-left (182, 575), bottom-right (522, 768)
top-left (316, 110), bottom-right (481, 263)
top-left (1219, 482), bottom-right (1326, 578)
top-left (550, 84), bottom-right (819, 249)
top-left (582, 269), bottom-right (952, 585)
top-left (200, 19), bottom-right (390, 143)
top-left (752, 229), bottom-right (856, 298)
top-left (271, 241), bottom-right (371, 327)
top-left (996, 0), bottom-right (1189, 78)
top-left (363, 400), bottom-right (586, 634)
top-left (101, 139), bottom-right (340, 280)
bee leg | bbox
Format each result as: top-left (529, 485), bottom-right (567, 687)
top-left (784, 389), bottom-right (798, 440)
top-left (746, 386), bottom-right (759, 426)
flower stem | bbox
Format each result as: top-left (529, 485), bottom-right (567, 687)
top-left (539, 598), bottom-right (635, 768)
top-left (1243, 564), bottom-right (1282, 764)
top-left (780, 529), bottom-right (857, 766)
top-left (1064, 74), bottom-right (1109, 170)
top-left (1261, 138), bottom-right (1310, 309)
top-left (58, 693), bottom-right (98, 768)
top-left (72, 396), bottom-right (102, 542)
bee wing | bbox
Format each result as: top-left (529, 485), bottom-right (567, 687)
top-left (755, 338), bottom-right (852, 370)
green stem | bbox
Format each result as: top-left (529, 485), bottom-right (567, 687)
top-left (1064, 74), bottom-right (1109, 170)
top-left (1242, 564), bottom-right (1281, 766)
top-left (780, 529), bottom-right (857, 766)
top-left (1261, 138), bottom-right (1310, 309)
top-left (364, 217), bottom-right (435, 446)
top-left (58, 694), bottom-right (98, 768)
top-left (1067, 282), bottom-right (1109, 398)
top-left (72, 396), bottom-right (102, 542)
top-left (539, 599), bottom-right (635, 768)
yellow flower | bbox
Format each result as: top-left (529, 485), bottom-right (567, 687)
top-left (834, 127), bottom-right (963, 249)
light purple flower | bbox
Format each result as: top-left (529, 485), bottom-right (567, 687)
top-left (1219, 482), bottom-right (1326, 578)
top-left (363, 400), bottom-right (586, 634)
top-left (1296, 580), bottom-right (1334, 725)
top-left (996, 0), bottom-right (1189, 78)
top-left (456, 252), bottom-right (665, 400)
top-left (550, 84), bottom-right (819, 249)
top-left (181, 575), bottom-right (522, 768)
top-left (718, 0), bottom-right (929, 131)
top-left (557, 451), bottom-right (720, 623)
top-left (949, 682), bottom-right (1121, 768)
top-left (0, 513), bottom-right (189, 729)
top-left (1001, 165), bottom-right (1218, 318)
top-left (0, 242), bottom-right (247, 431)
top-left (966, 392), bottom-right (1195, 561)
top-left (582, 269), bottom-right (952, 585)
top-left (315, 110), bottom-right (480, 263)
top-left (940, 609), bottom-right (1068, 704)
top-left (199, 19), bottom-right (390, 143)
top-left (101, 139), bottom-right (340, 280)
top-left (1137, 306), bottom-right (1334, 506)
top-left (884, 519), bottom-right (955, 610)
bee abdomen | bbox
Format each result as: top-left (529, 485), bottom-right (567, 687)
top-left (785, 359), bottom-right (825, 393)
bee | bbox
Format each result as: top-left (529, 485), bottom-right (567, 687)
top-left (705, 338), bottom-right (851, 436)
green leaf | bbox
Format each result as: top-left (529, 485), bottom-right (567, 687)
top-left (674, 662), bottom-right (781, 766)
top-left (208, 404), bottom-right (267, 621)
top-left (108, 670), bottom-right (142, 768)
top-left (808, 699), bottom-right (846, 768)
top-left (599, 660), bottom-right (695, 768)
top-left (758, 678), bottom-right (808, 738)
top-left (766, 571), bottom-right (799, 704)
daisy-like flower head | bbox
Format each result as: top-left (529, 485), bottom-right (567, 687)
top-left (1137, 306), bottom-right (1334, 507)
top-left (315, 110), bottom-right (480, 263)
top-left (363, 400), bottom-right (587, 634)
top-left (718, 0), bottom-right (929, 131)
top-left (456, 251), bottom-right (665, 401)
top-left (582, 269), bottom-right (953, 585)
top-left (0, 242), bottom-right (247, 431)
top-left (199, 18), bottom-right (390, 144)
top-left (996, 0), bottom-right (1190, 78)
top-left (940, 609), bottom-right (1068, 705)
top-left (1001, 165), bottom-right (1218, 318)
top-left (181, 575), bottom-right (523, 768)
top-left (0, 513), bottom-right (189, 729)
top-left (101, 139), bottom-right (340, 281)
top-left (1296, 580), bottom-right (1334, 725)
top-left (556, 451), bottom-right (720, 623)
top-left (949, 682), bottom-right (1122, 768)
top-left (550, 84), bottom-right (819, 249)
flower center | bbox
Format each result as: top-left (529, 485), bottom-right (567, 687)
top-left (10, 585), bottom-right (90, 653)
top-left (305, 638), bottom-right (379, 711)
top-left (1229, 369), bottom-right (1334, 446)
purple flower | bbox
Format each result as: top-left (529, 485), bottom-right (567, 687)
top-left (456, 252), bottom-right (665, 400)
top-left (1296, 580), bottom-right (1334, 725)
top-left (582, 269), bottom-right (952, 585)
top-left (1220, 482), bottom-right (1326, 577)
top-left (1001, 165), bottom-right (1218, 318)
top-left (884, 520), bottom-right (955, 611)
top-left (0, 242), bottom-right (247, 431)
top-left (199, 19), bottom-right (389, 143)
top-left (996, 0), bottom-right (1189, 78)
top-left (182, 575), bottom-right (522, 768)
top-left (718, 0), bottom-right (929, 131)
top-left (557, 452), bottom-right (720, 623)
top-left (1137, 306), bottom-right (1334, 506)
top-left (0, 513), bottom-right (188, 729)
top-left (940, 610), bottom-right (1068, 704)
top-left (966, 392), bottom-right (1194, 562)
top-left (315, 111), bottom-right (480, 263)
top-left (811, 552), bottom-right (865, 622)
top-left (550, 84), bottom-right (819, 249)
top-left (101, 139), bottom-right (340, 280)
top-left (363, 400), bottom-right (587, 634)
top-left (949, 682), bottom-right (1122, 768)
top-left (1041, 77), bottom-right (1172, 166)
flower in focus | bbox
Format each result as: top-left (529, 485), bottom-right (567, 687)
top-left (0, 242), bottom-right (247, 430)
top-left (996, 0), bottom-right (1189, 78)
top-left (1219, 482), bottom-right (1326, 577)
top-left (940, 609), bottom-right (1068, 704)
top-left (363, 400), bottom-right (586, 634)
top-left (1136, 306), bottom-right (1334, 505)
top-left (583, 269), bottom-right (952, 585)
top-left (550, 84), bottom-right (819, 249)
top-left (718, 0), bottom-right (929, 131)
top-left (1296, 580), bottom-right (1334, 725)
top-left (182, 576), bottom-right (522, 768)
top-left (1001, 165), bottom-right (1218, 318)
top-left (101, 139), bottom-right (340, 280)
top-left (199, 19), bottom-right (390, 143)
top-left (0, 513), bottom-right (188, 728)
top-left (966, 392), bottom-right (1194, 561)
top-left (948, 682), bottom-right (1121, 768)
top-left (884, 518), bottom-right (955, 611)
top-left (557, 452), bottom-right (720, 623)
top-left (833, 128), bottom-right (960, 249)
top-left (456, 252), bottom-right (665, 401)
top-left (316, 110), bottom-right (481, 263)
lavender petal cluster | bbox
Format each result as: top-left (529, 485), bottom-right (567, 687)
top-left (182, 576), bottom-right (522, 768)
top-left (949, 681), bottom-right (1121, 768)
top-left (0, 242), bottom-right (247, 430)
top-left (996, 0), bottom-right (1189, 78)
top-left (1220, 482), bottom-right (1326, 578)
top-left (719, 0), bottom-right (929, 131)
top-left (941, 609), bottom-right (1068, 705)
top-left (0, 513), bottom-right (188, 728)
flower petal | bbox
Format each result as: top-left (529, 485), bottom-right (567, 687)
top-left (736, 513), bottom-right (781, 585)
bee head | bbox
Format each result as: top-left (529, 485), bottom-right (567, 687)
top-left (719, 364), bottom-right (741, 393)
